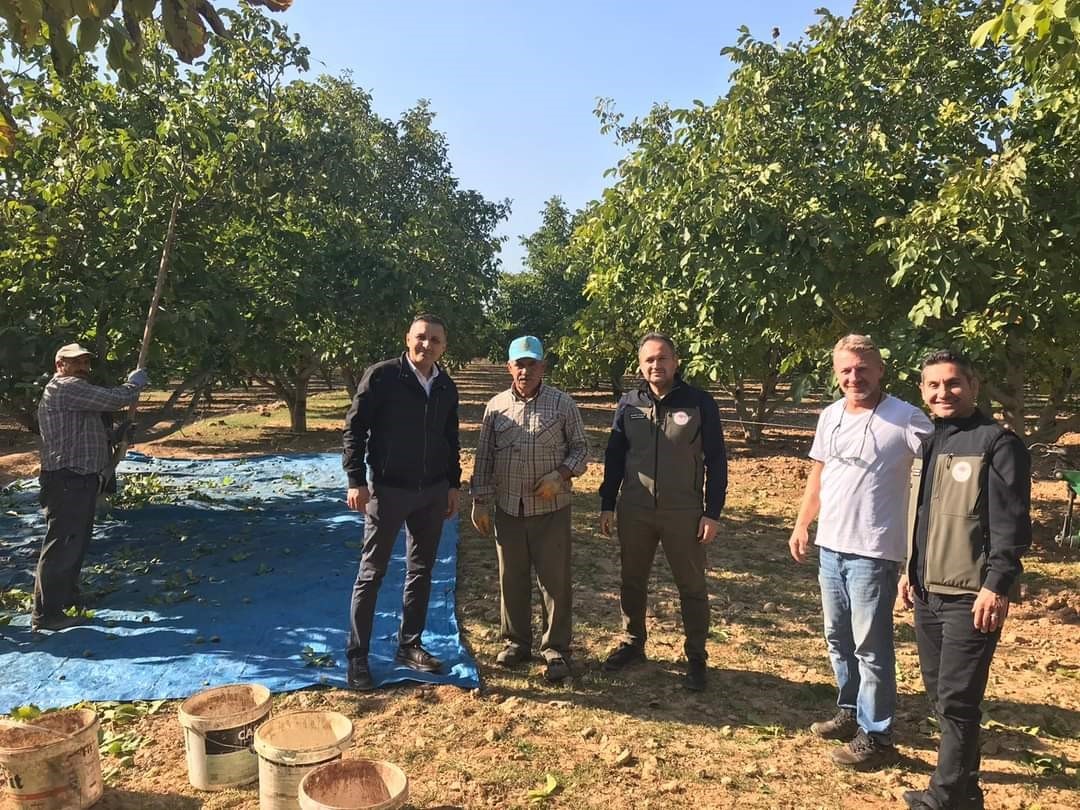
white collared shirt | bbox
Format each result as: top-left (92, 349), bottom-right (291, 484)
top-left (406, 354), bottom-right (439, 397)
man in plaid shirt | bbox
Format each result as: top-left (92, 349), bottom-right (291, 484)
top-left (32, 343), bottom-right (148, 632)
top-left (471, 336), bottom-right (589, 682)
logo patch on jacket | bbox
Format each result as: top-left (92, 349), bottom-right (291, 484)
top-left (671, 411), bottom-right (690, 426)
top-left (951, 461), bottom-right (973, 482)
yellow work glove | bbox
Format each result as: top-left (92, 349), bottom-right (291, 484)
top-left (471, 501), bottom-right (492, 536)
top-left (533, 470), bottom-right (564, 501)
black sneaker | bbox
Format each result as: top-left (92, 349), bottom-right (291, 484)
top-left (683, 658), bottom-right (707, 691)
top-left (346, 658), bottom-right (374, 691)
top-left (811, 708), bottom-right (857, 740)
top-left (830, 729), bottom-right (899, 770)
top-left (395, 644), bottom-right (443, 673)
top-left (543, 656), bottom-right (571, 683)
top-left (496, 645), bottom-right (531, 667)
top-left (602, 643), bottom-right (646, 672)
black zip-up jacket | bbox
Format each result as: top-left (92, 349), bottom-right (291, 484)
top-left (599, 376), bottom-right (727, 518)
top-left (342, 353), bottom-right (461, 491)
top-left (907, 410), bottom-right (1030, 597)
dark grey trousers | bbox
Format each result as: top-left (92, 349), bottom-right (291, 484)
top-left (915, 591), bottom-right (1000, 809)
top-left (493, 506), bottom-right (573, 662)
top-left (616, 504), bottom-right (709, 662)
top-left (347, 481), bottom-right (448, 659)
top-left (33, 469), bottom-right (98, 621)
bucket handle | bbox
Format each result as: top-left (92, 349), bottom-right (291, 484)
top-left (185, 727), bottom-right (254, 753)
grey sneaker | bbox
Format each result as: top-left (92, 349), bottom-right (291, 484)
top-left (830, 729), bottom-right (899, 770)
top-left (811, 708), bottom-right (857, 740)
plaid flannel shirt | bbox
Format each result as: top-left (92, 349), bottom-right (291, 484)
top-left (472, 383), bottom-right (589, 517)
top-left (37, 375), bottom-right (142, 475)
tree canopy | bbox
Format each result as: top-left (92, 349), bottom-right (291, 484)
top-left (557, 0), bottom-right (1078, 441)
top-left (1, 4), bottom-right (507, 433)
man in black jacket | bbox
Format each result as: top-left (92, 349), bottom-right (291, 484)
top-left (342, 314), bottom-right (461, 690)
top-left (599, 332), bottom-right (728, 691)
top-left (899, 350), bottom-right (1031, 810)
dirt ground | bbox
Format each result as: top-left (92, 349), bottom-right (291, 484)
top-left (2, 363), bottom-right (1078, 809)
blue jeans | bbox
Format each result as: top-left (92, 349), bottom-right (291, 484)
top-left (818, 547), bottom-right (900, 741)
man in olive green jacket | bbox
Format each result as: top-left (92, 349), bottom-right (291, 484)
top-left (899, 350), bottom-right (1031, 810)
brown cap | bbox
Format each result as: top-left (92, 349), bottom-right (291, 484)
top-left (54, 343), bottom-right (94, 363)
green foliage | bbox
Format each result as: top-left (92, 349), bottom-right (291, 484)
top-left (301, 645), bottom-right (334, 667)
top-left (1, 4), bottom-right (507, 434)
top-left (560, 0), bottom-right (1077, 439)
top-left (488, 196), bottom-right (587, 362)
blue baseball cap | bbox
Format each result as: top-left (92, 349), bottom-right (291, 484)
top-left (508, 335), bottom-right (544, 362)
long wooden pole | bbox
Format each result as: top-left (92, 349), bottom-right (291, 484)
top-left (109, 193), bottom-right (181, 470)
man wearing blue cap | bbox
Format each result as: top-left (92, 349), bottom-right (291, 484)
top-left (471, 336), bottom-right (589, 682)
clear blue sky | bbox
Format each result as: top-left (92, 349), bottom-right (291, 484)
top-left (277, 1), bottom-right (853, 275)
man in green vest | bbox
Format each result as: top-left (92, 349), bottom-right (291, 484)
top-left (900, 350), bottom-right (1031, 810)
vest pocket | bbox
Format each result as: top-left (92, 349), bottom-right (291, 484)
top-left (926, 512), bottom-right (984, 592)
top-left (937, 454), bottom-right (984, 517)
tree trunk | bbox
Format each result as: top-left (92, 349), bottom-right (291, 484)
top-left (751, 355), bottom-right (781, 445)
top-left (986, 328), bottom-right (1027, 435)
top-left (1035, 365), bottom-right (1073, 438)
top-left (287, 373), bottom-right (309, 433)
top-left (342, 367), bottom-right (360, 399)
top-left (608, 362), bottom-right (624, 402)
top-left (730, 378), bottom-right (755, 442)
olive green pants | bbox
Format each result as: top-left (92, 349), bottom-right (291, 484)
top-left (616, 504), bottom-right (709, 662)
top-left (493, 506), bottom-right (572, 662)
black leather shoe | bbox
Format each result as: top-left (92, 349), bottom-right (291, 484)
top-left (395, 644), bottom-right (443, 673)
top-left (496, 645), bottom-right (531, 667)
top-left (602, 643), bottom-right (646, 672)
top-left (543, 656), bottom-right (571, 683)
top-left (902, 790), bottom-right (937, 809)
top-left (346, 658), bottom-right (375, 691)
top-left (683, 658), bottom-right (707, 691)
top-left (903, 788), bottom-right (982, 810)
top-left (30, 614), bottom-right (86, 633)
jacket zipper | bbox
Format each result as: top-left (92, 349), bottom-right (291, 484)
top-left (924, 451), bottom-right (953, 586)
top-left (653, 401), bottom-right (661, 509)
top-left (421, 391), bottom-right (431, 491)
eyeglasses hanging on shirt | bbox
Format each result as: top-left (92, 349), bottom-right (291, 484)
top-left (829, 398), bottom-right (882, 462)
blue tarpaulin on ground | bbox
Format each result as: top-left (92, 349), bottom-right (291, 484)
top-left (0, 452), bottom-right (479, 712)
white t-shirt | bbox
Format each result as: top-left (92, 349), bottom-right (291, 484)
top-left (809, 394), bottom-right (933, 561)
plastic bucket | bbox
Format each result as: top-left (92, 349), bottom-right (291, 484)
top-left (254, 711), bottom-right (354, 810)
top-left (0, 708), bottom-right (103, 810)
top-left (178, 682), bottom-right (271, 790)
top-left (298, 759), bottom-right (408, 810)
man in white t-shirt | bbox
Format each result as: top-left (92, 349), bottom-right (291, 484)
top-left (789, 334), bottom-right (933, 769)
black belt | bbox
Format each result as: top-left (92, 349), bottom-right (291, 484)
top-left (373, 473), bottom-right (447, 490)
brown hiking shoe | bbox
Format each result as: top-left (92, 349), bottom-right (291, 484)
top-left (830, 729), bottom-right (899, 770)
top-left (811, 708), bottom-right (857, 740)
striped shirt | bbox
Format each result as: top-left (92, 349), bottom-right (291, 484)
top-left (37, 375), bottom-right (142, 475)
top-left (472, 383), bottom-right (589, 517)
